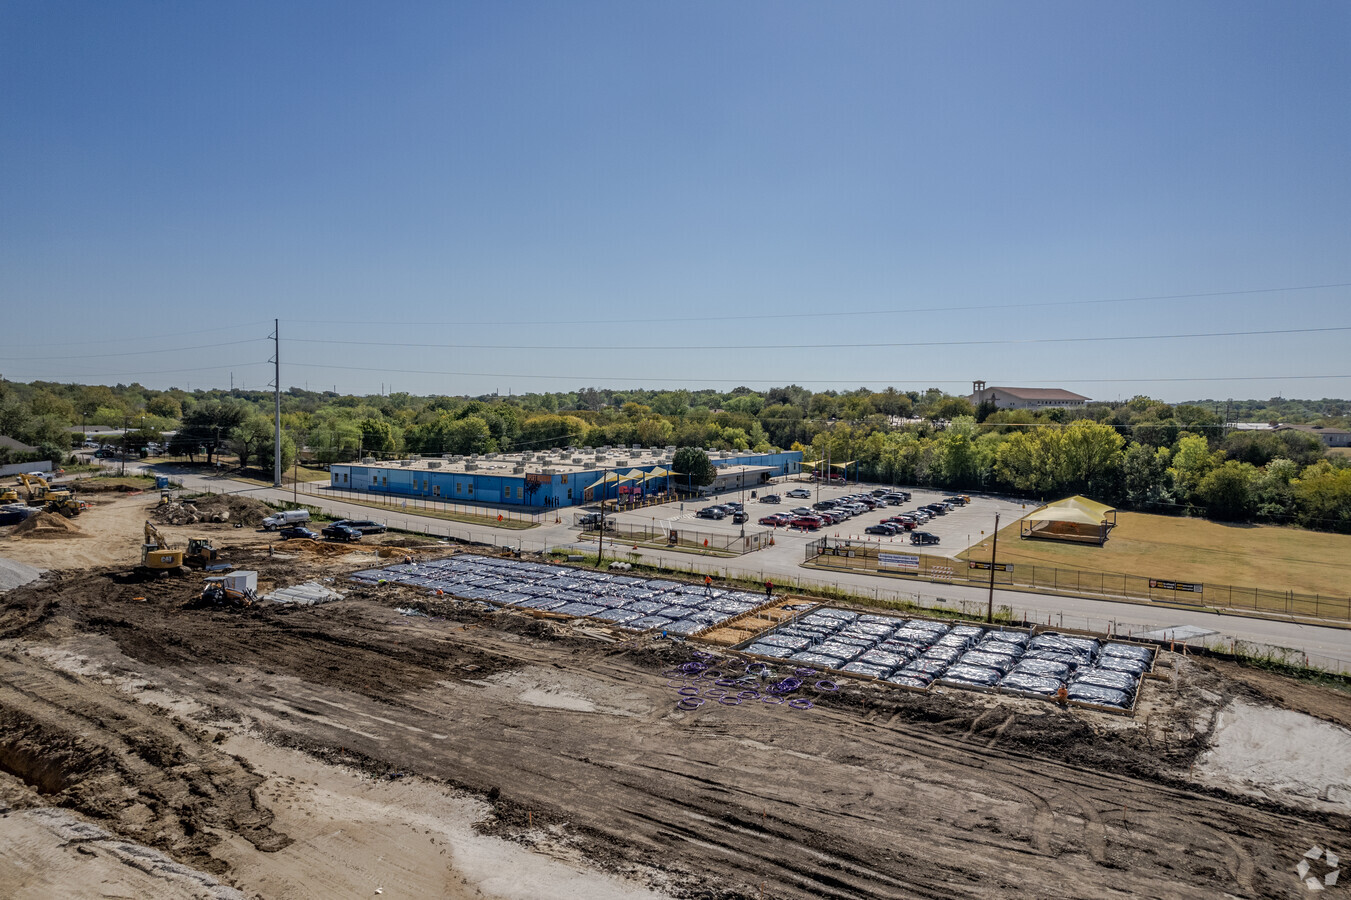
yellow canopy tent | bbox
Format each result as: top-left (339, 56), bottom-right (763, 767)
top-left (1020, 495), bottom-right (1117, 545)
top-left (583, 470), bottom-right (621, 502)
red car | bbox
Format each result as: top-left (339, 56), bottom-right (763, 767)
top-left (759, 514), bottom-right (789, 526)
top-left (883, 516), bottom-right (917, 531)
top-left (790, 515), bottom-right (824, 530)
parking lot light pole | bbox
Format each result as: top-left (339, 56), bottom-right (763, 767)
top-left (986, 512), bottom-right (1000, 624)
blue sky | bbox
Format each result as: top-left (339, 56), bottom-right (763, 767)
top-left (2, 1), bottom-right (1349, 402)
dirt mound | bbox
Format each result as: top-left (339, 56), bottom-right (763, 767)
top-left (154, 493), bottom-right (271, 527)
top-left (74, 481), bottom-right (146, 494)
top-left (275, 538), bottom-right (355, 557)
top-left (9, 513), bottom-right (82, 539)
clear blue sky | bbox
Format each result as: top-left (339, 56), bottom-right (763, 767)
top-left (3, 1), bottom-right (1348, 402)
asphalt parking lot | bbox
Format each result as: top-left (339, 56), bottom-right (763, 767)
top-left (609, 479), bottom-right (1029, 556)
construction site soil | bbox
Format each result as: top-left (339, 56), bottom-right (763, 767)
top-left (1, 499), bottom-right (1349, 897)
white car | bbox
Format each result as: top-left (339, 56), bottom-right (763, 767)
top-left (786, 488), bottom-right (811, 498)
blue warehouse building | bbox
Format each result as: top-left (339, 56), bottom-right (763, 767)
top-left (329, 447), bottom-right (803, 509)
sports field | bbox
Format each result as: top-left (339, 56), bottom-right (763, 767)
top-left (961, 511), bottom-right (1351, 600)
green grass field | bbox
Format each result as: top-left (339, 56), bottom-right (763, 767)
top-left (960, 511), bottom-right (1351, 599)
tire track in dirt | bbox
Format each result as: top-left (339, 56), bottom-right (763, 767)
top-left (0, 650), bottom-right (289, 875)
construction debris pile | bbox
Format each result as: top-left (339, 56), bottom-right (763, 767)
top-left (352, 555), bottom-right (768, 635)
top-left (154, 493), bottom-right (271, 527)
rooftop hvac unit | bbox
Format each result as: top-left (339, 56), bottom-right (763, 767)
top-left (571, 457), bottom-right (584, 464)
top-left (464, 462), bottom-right (478, 471)
top-left (399, 460), bottom-right (410, 467)
top-left (632, 444), bottom-right (641, 450)
top-left (542, 467), bottom-right (557, 475)
top-left (665, 445), bottom-right (676, 451)
top-left (427, 461), bottom-right (441, 469)
top-left (361, 457), bottom-right (376, 464)
top-left (512, 465), bottom-right (525, 473)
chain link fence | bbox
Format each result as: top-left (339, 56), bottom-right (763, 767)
top-left (805, 536), bottom-right (1351, 623)
top-left (294, 483), bottom-right (544, 525)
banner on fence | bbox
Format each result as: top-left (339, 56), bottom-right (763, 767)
top-left (1149, 579), bottom-right (1203, 593)
top-left (969, 561), bottom-right (1013, 572)
top-left (879, 552), bottom-right (920, 570)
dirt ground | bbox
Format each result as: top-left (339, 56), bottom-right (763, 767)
top-left (1, 494), bottom-right (1349, 898)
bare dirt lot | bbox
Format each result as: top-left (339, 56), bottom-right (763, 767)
top-left (1, 493), bottom-right (1349, 898)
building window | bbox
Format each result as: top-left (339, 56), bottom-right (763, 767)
top-left (433, 485), bottom-right (440, 497)
top-left (342, 473), bottom-right (348, 483)
top-left (372, 475), bottom-right (378, 484)
top-left (456, 483), bottom-right (463, 495)
top-left (567, 488), bottom-right (573, 500)
top-left (468, 484), bottom-right (474, 496)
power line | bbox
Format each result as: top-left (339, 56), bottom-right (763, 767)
top-left (0, 321), bottom-right (274, 351)
top-left (286, 361), bottom-right (1351, 387)
top-left (0, 338), bottom-right (268, 362)
top-left (285, 324), bottom-right (1351, 353)
top-left (282, 280), bottom-right (1351, 328)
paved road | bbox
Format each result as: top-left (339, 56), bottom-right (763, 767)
top-left (114, 461), bottom-right (1351, 672)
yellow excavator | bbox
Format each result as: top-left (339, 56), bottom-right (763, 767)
top-left (138, 520), bottom-right (185, 576)
top-left (16, 473), bottom-right (82, 517)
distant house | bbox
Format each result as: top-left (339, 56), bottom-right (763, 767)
top-left (1274, 424), bottom-right (1351, 449)
top-left (0, 435), bottom-right (38, 454)
top-left (968, 382), bottom-right (1089, 411)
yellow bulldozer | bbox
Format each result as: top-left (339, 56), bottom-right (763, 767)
top-left (137, 521), bottom-right (222, 578)
top-left (16, 473), bottom-right (83, 517)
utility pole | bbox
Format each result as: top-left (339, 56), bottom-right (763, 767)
top-left (271, 319), bottom-right (282, 488)
top-left (986, 512), bottom-right (1001, 624)
top-left (595, 464), bottom-right (607, 567)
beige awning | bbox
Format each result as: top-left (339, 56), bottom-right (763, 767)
top-left (1025, 495), bottom-right (1115, 526)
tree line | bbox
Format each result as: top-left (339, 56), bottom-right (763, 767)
top-left (1, 379), bottom-right (1348, 531)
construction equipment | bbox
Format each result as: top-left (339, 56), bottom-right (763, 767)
top-left (15, 473), bottom-right (81, 517)
top-left (200, 570), bottom-right (257, 607)
top-left (0, 486), bottom-right (18, 504)
top-left (138, 520), bottom-right (185, 576)
top-left (184, 537), bottom-right (220, 567)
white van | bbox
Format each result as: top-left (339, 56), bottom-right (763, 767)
top-left (261, 509), bottom-right (310, 531)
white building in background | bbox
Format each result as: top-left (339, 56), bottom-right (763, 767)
top-left (968, 381), bottom-right (1090, 411)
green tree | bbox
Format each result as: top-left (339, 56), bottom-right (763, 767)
top-left (1120, 443), bottom-right (1172, 507)
top-left (1197, 460), bottom-right (1258, 521)
top-left (171, 399), bottom-right (248, 464)
top-left (146, 395), bottom-right (182, 419)
top-left (1293, 461), bottom-right (1351, 532)
top-left (1167, 433), bottom-right (1218, 505)
top-left (671, 446), bottom-right (716, 490)
top-left (230, 415), bottom-right (274, 471)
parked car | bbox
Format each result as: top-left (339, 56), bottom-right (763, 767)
top-left (759, 514), bottom-right (786, 526)
top-left (786, 488), bottom-right (811, 498)
top-left (279, 526), bottom-right (320, 541)
top-left (696, 506), bottom-right (726, 520)
top-left (790, 515), bottom-right (824, 530)
top-left (731, 511), bottom-right (749, 524)
top-left (578, 512), bottom-right (615, 529)
top-left (812, 500), bottom-right (836, 511)
top-left (331, 519), bottom-right (387, 534)
top-left (920, 504), bottom-right (947, 516)
top-left (790, 507), bottom-right (814, 517)
top-left (758, 494), bottom-right (781, 504)
top-left (911, 531), bottom-right (941, 545)
top-left (322, 523), bottom-right (362, 542)
top-left (865, 523), bottom-right (898, 536)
